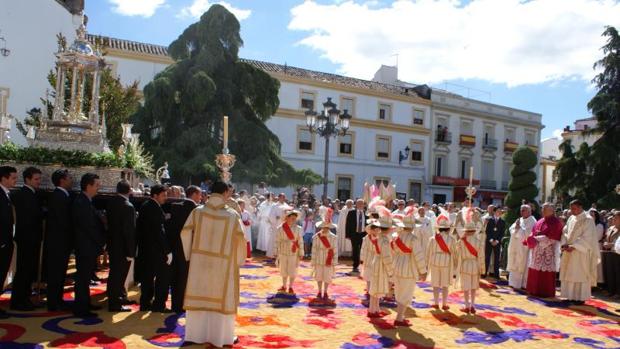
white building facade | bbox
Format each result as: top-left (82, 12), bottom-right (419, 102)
top-left (373, 66), bottom-right (544, 206)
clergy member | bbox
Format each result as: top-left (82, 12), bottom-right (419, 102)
top-left (559, 200), bottom-right (599, 304)
top-left (181, 181), bottom-right (246, 347)
top-left (506, 205), bottom-right (537, 289)
top-left (526, 203), bottom-right (563, 298)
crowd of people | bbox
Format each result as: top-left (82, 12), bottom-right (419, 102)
top-left (0, 165), bottom-right (619, 347)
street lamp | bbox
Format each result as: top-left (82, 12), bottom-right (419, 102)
top-left (305, 97), bottom-right (352, 200)
top-left (398, 146), bottom-right (411, 165)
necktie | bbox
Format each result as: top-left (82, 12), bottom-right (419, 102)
top-left (357, 210), bottom-right (363, 232)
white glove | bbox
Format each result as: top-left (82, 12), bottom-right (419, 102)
top-left (126, 257), bottom-right (134, 262)
top-left (166, 253), bottom-right (173, 265)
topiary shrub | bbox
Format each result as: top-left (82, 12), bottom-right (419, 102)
top-left (504, 147), bottom-right (539, 228)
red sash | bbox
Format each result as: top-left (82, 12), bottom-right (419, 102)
top-left (393, 237), bottom-right (412, 254)
top-left (370, 237), bottom-right (381, 254)
top-left (318, 235), bottom-right (334, 266)
top-left (282, 223), bottom-right (300, 253)
top-left (462, 237), bottom-right (478, 257)
top-left (435, 234), bottom-right (451, 254)
top-left (242, 220), bottom-right (251, 227)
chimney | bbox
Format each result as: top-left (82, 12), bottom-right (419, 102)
top-left (372, 65), bottom-right (398, 84)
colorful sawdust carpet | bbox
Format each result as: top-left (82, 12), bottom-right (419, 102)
top-left (0, 258), bottom-right (619, 348)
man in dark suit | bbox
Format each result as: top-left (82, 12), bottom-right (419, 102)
top-left (10, 167), bottom-right (44, 311)
top-left (137, 184), bottom-right (171, 313)
top-left (106, 180), bottom-right (136, 312)
top-left (44, 169), bottom-right (74, 311)
top-left (0, 166), bottom-right (17, 314)
top-left (345, 199), bottom-right (368, 276)
top-left (168, 185), bottom-right (200, 313)
top-left (484, 206), bottom-right (506, 278)
top-left (72, 173), bottom-right (106, 318)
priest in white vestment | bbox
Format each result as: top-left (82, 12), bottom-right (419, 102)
top-left (337, 200), bottom-right (353, 256)
top-left (180, 182), bottom-right (247, 347)
top-left (559, 200), bottom-right (600, 303)
top-left (256, 195), bottom-right (273, 252)
top-left (267, 194), bottom-right (290, 258)
top-left (506, 205), bottom-right (537, 289)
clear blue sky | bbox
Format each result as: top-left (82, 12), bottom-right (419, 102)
top-left (85, 0), bottom-right (616, 140)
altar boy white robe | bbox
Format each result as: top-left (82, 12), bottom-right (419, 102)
top-left (560, 211), bottom-right (599, 301)
top-left (180, 194), bottom-right (247, 347)
top-left (507, 216), bottom-right (537, 288)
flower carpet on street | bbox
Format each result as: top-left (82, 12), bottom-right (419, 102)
top-left (0, 257), bottom-right (618, 348)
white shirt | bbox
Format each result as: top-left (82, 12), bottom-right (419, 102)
top-left (356, 209), bottom-right (365, 233)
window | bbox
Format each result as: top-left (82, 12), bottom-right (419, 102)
top-left (409, 182), bottom-right (422, 203)
top-left (0, 87), bottom-right (9, 115)
top-left (300, 91), bottom-right (316, 110)
top-left (482, 160), bottom-right (494, 180)
top-left (460, 119), bottom-right (473, 136)
top-left (410, 141), bottom-right (423, 163)
top-left (525, 130), bottom-right (536, 145)
top-left (340, 96), bottom-right (355, 116)
top-left (484, 124), bottom-right (494, 144)
top-left (378, 103), bottom-right (392, 121)
top-left (297, 126), bottom-right (314, 153)
top-left (338, 132), bottom-right (354, 157)
top-left (502, 162), bottom-right (512, 189)
top-left (376, 135), bottom-right (391, 160)
top-left (460, 157), bottom-right (471, 179)
top-left (435, 156), bottom-right (445, 176)
top-left (337, 176), bottom-right (353, 201)
top-left (505, 127), bottom-right (516, 142)
top-left (413, 109), bottom-right (425, 125)
top-left (437, 116), bottom-right (448, 128)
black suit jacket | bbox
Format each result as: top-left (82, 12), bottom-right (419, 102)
top-left (485, 217), bottom-right (506, 242)
top-left (72, 192), bottom-right (106, 257)
top-left (106, 195), bottom-right (136, 259)
top-left (45, 188), bottom-right (73, 252)
top-left (137, 198), bottom-right (170, 261)
top-left (11, 186), bottom-right (43, 245)
top-left (345, 209), bottom-right (368, 239)
top-left (0, 191), bottom-right (13, 246)
top-left (167, 199), bottom-right (197, 257)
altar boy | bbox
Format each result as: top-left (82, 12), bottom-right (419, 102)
top-left (274, 210), bottom-right (304, 295)
top-left (455, 209), bottom-right (485, 314)
top-left (426, 210), bottom-right (456, 310)
top-left (311, 219), bottom-right (338, 304)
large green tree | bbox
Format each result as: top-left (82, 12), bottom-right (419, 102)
top-left (554, 26), bottom-right (620, 208)
top-left (504, 147), bottom-right (539, 227)
top-left (133, 5), bottom-right (321, 186)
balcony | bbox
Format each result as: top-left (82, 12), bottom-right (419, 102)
top-left (501, 181), bottom-right (509, 190)
top-left (482, 138), bottom-right (498, 150)
top-left (435, 130), bottom-right (452, 144)
top-left (432, 176), bottom-right (480, 186)
top-left (480, 180), bottom-right (497, 190)
top-left (504, 141), bottom-right (519, 153)
top-left (459, 134), bottom-right (476, 147)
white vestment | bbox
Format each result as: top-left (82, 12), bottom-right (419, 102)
top-left (256, 201), bottom-right (273, 252)
top-left (337, 207), bottom-right (352, 256)
top-left (560, 212), bottom-right (600, 301)
top-left (507, 216), bottom-right (537, 288)
top-left (267, 203), bottom-right (287, 258)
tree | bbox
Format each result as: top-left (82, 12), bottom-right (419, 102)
top-left (553, 26), bottom-right (620, 208)
top-left (132, 5), bottom-right (321, 186)
top-left (504, 147), bottom-right (539, 227)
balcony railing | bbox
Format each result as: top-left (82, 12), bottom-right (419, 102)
top-left (482, 138), bottom-right (498, 150)
top-left (480, 180), bottom-right (497, 189)
top-left (501, 181), bottom-right (509, 190)
top-left (504, 141), bottom-right (519, 153)
top-left (459, 134), bottom-right (476, 147)
top-left (435, 130), bottom-right (452, 144)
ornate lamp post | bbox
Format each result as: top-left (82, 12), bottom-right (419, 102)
top-left (305, 97), bottom-right (352, 200)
